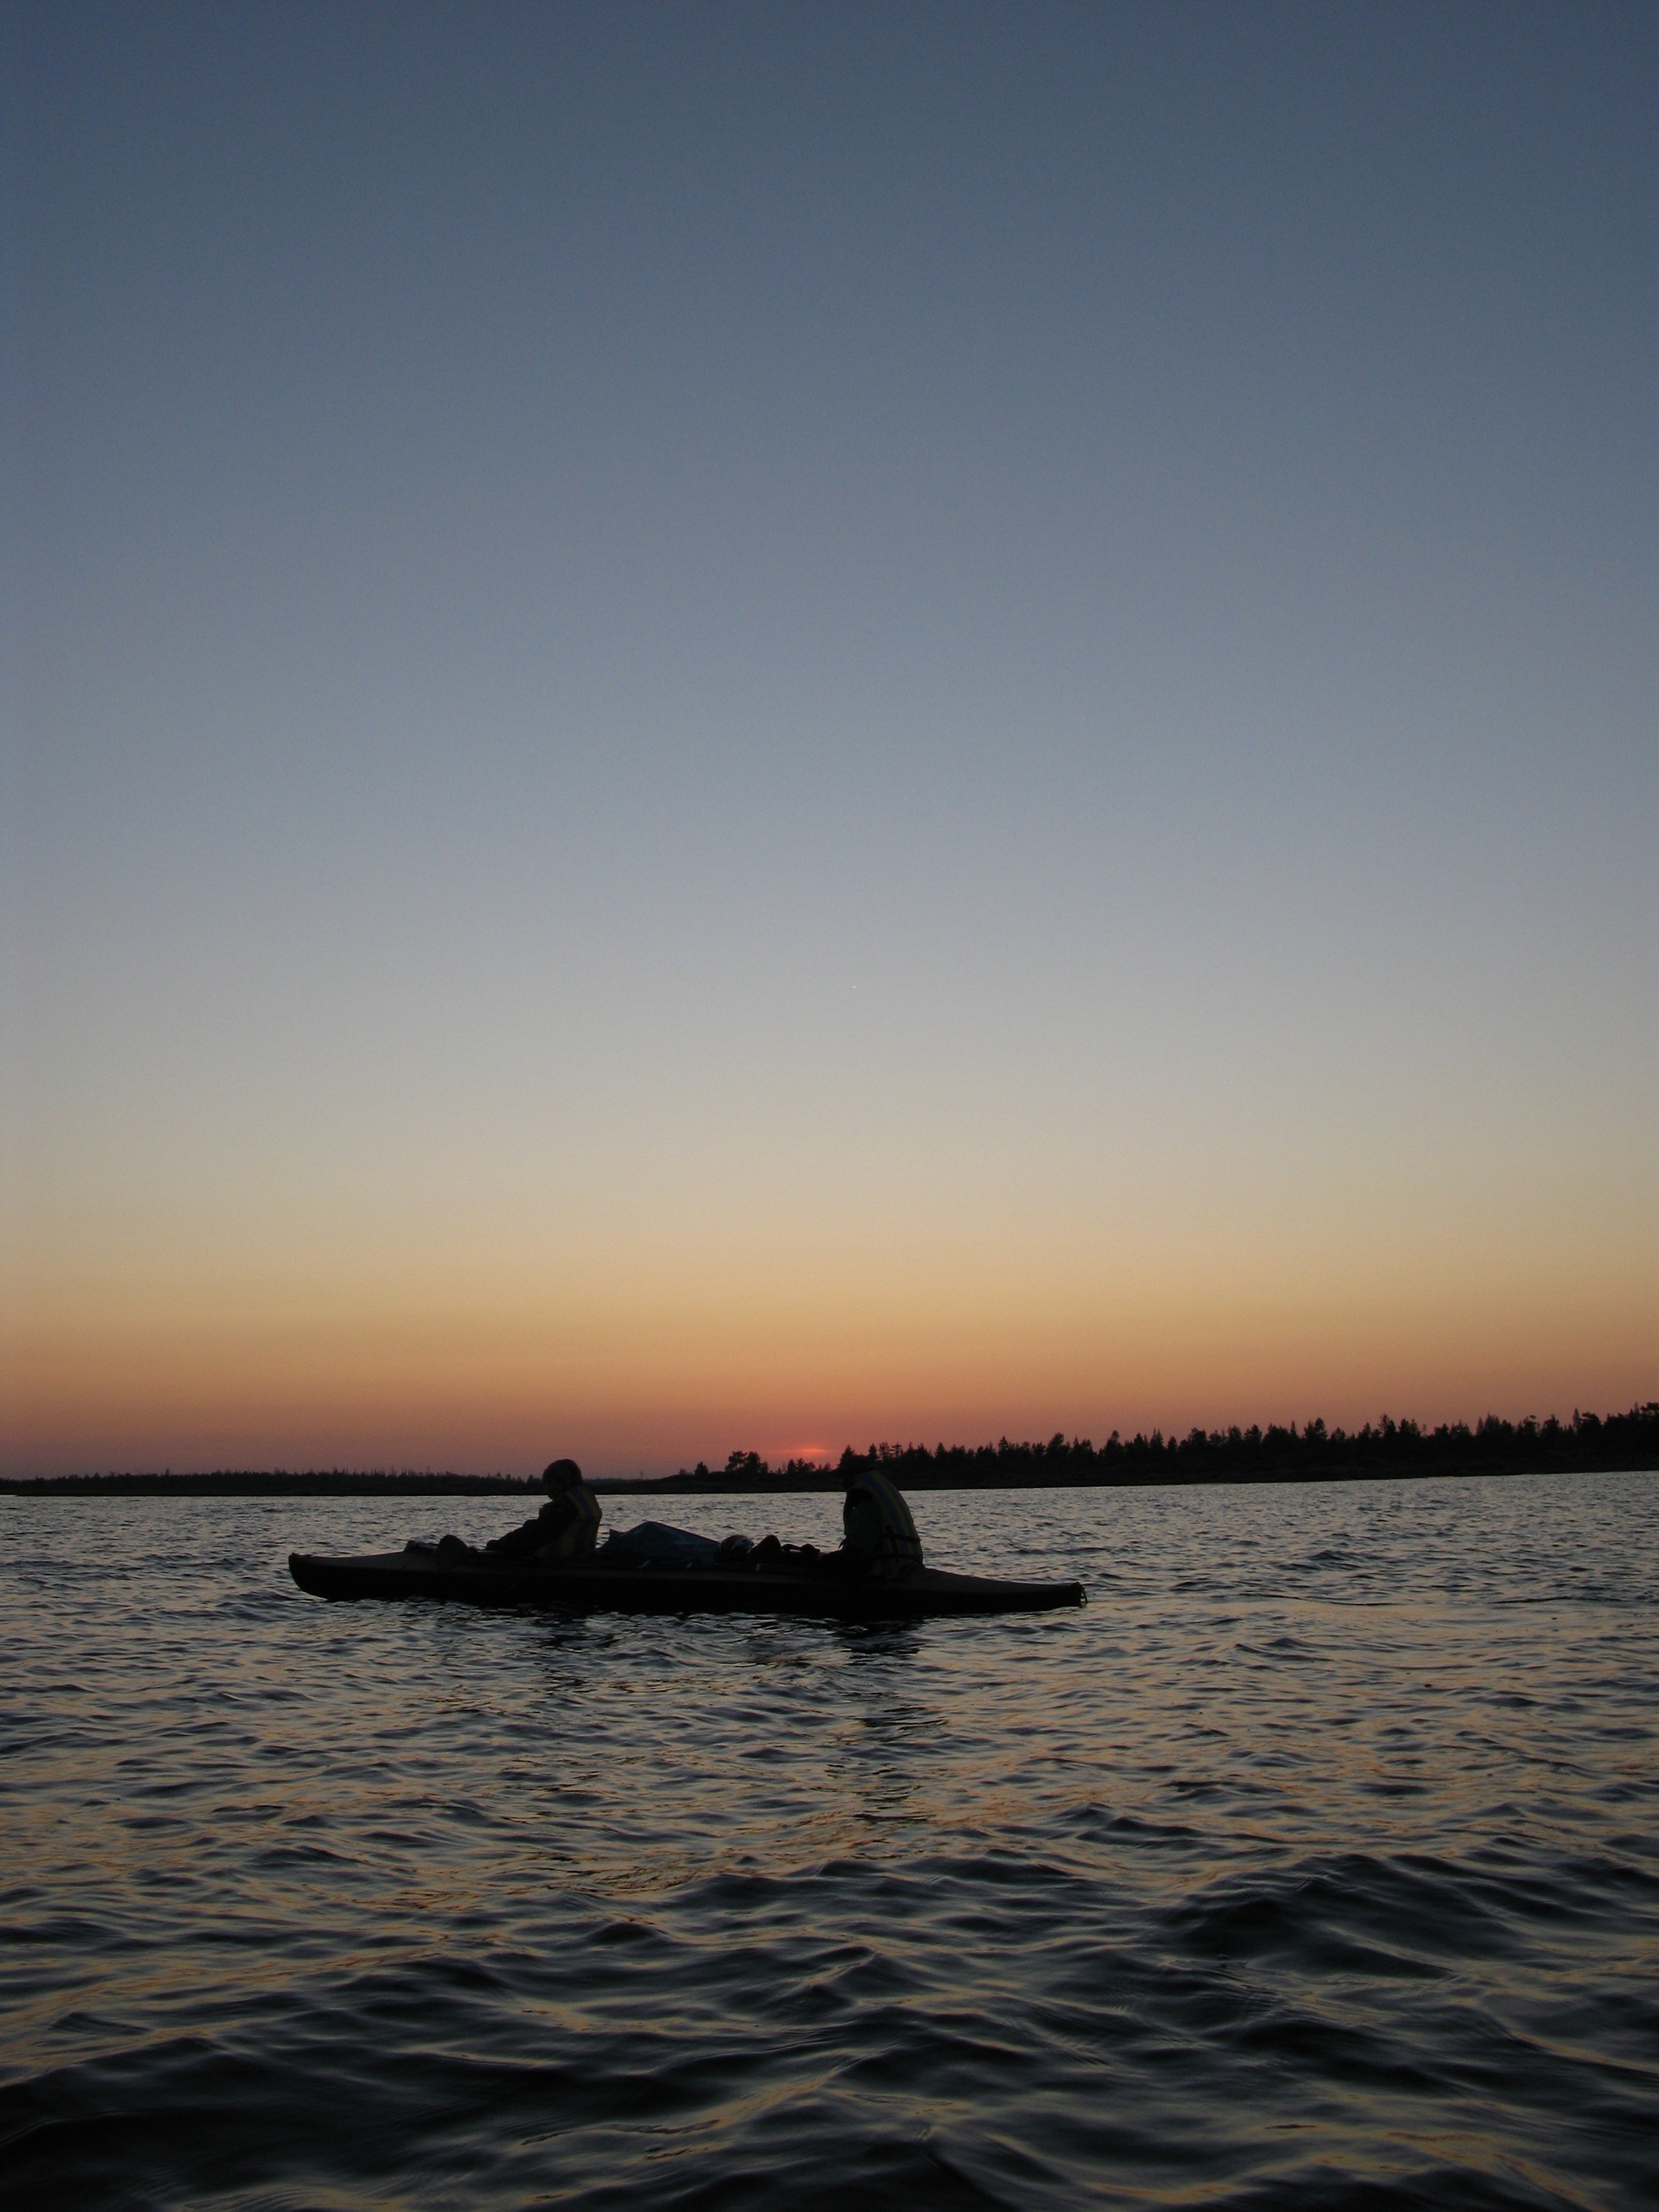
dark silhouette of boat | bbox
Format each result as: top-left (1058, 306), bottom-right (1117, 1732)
top-left (288, 1546), bottom-right (1085, 1619)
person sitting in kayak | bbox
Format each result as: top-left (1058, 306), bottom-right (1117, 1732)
top-left (482, 1458), bottom-right (603, 1565)
top-left (839, 1465), bottom-right (923, 1579)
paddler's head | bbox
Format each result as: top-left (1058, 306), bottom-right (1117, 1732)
top-left (543, 1458), bottom-right (584, 1495)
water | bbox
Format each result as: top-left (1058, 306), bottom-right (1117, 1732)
top-left (3, 1477), bottom-right (1656, 2210)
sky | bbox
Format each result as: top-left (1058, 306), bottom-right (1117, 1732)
top-left (3, 2), bottom-right (1654, 1477)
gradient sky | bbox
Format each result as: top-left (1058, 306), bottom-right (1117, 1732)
top-left (4, 2), bottom-right (1654, 1477)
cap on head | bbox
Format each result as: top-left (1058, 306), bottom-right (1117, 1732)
top-left (543, 1458), bottom-right (583, 1494)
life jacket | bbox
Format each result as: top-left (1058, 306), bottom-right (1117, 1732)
top-left (847, 1468), bottom-right (923, 1579)
top-left (541, 1481), bottom-right (603, 1562)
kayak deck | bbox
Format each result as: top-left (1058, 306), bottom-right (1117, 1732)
top-left (288, 1548), bottom-right (1085, 1620)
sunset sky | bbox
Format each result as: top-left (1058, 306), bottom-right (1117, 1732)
top-left (4, 3), bottom-right (1654, 1477)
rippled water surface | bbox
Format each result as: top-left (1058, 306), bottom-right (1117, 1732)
top-left (4, 1477), bottom-right (1657, 2209)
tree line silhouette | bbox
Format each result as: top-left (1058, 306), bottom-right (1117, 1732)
top-left (646, 1402), bottom-right (1659, 1493)
top-left (0, 1468), bottom-right (539, 1496)
top-left (5, 1404), bottom-right (1653, 1494)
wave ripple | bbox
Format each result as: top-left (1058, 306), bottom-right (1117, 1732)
top-left (3, 1475), bottom-right (1655, 2207)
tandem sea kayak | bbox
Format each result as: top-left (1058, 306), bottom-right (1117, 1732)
top-left (288, 1546), bottom-right (1085, 1621)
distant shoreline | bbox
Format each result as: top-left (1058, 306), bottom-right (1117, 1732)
top-left (10, 1451), bottom-right (1659, 1504)
top-left (0, 1473), bottom-right (542, 1498)
top-left (4, 1402), bottom-right (1655, 1497)
top-left (597, 1464), bottom-right (1659, 1495)
top-left (2, 1468), bottom-right (1653, 1498)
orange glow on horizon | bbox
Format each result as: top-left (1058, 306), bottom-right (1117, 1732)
top-left (5, 1242), bottom-right (1653, 1478)
top-left (7, 1088), bottom-right (1653, 1477)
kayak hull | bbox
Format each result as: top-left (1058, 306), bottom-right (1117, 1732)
top-left (288, 1549), bottom-right (1085, 1619)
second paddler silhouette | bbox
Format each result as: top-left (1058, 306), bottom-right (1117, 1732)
top-left (834, 1463), bottom-right (924, 1579)
top-left (433, 1458), bottom-right (602, 1566)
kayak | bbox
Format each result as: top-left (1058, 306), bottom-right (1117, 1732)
top-left (288, 1546), bottom-right (1085, 1620)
